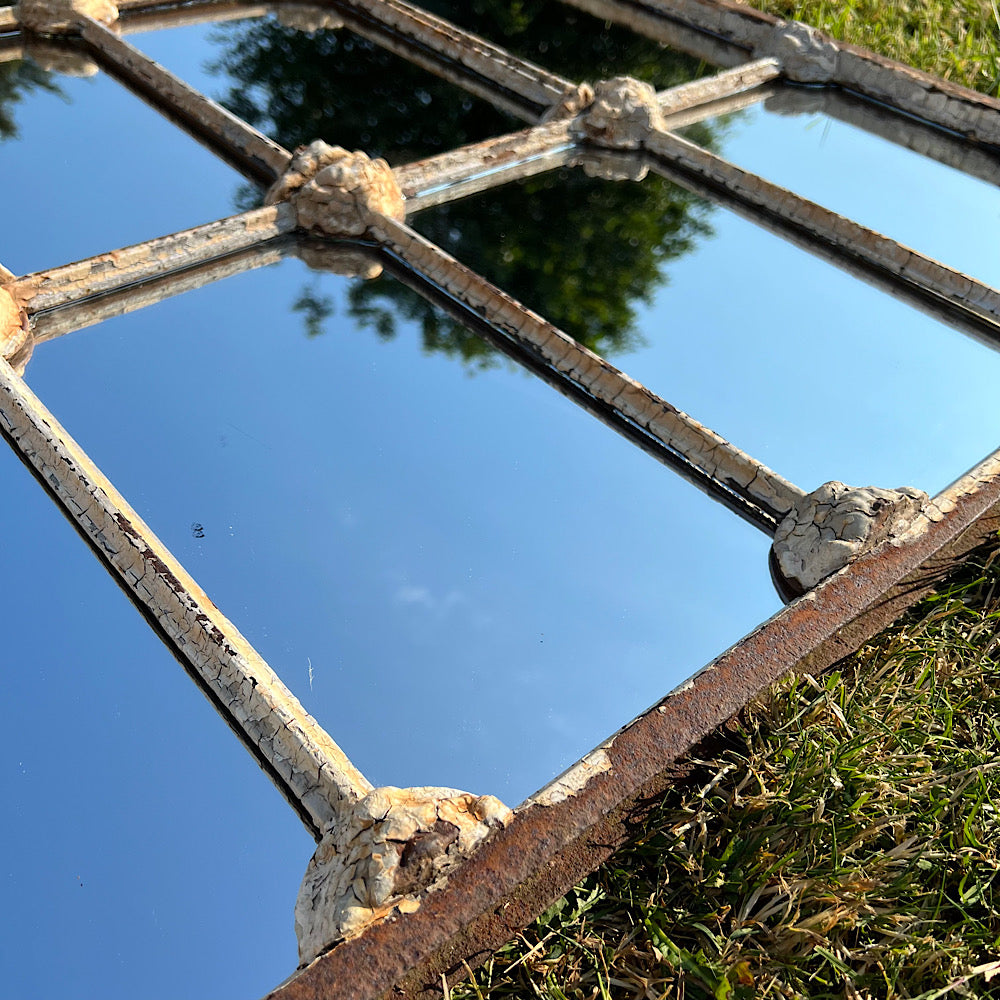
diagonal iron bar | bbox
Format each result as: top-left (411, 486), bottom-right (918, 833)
top-left (395, 119), bottom-right (577, 211)
top-left (0, 354), bottom-right (375, 838)
top-left (307, 0), bottom-right (576, 119)
top-left (643, 129), bottom-right (1000, 336)
top-left (367, 213), bottom-right (806, 528)
top-left (79, 15), bottom-right (292, 184)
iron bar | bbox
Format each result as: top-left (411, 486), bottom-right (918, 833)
top-left (265, 445), bottom-right (1000, 999)
top-left (309, 0), bottom-right (575, 120)
top-left (0, 353), bottom-right (374, 839)
top-left (79, 15), bottom-right (292, 184)
top-left (28, 240), bottom-right (294, 343)
top-left (15, 205), bottom-right (296, 313)
top-left (117, 0), bottom-right (268, 34)
top-left (644, 129), bottom-right (1000, 335)
top-left (655, 56), bottom-right (779, 115)
top-left (378, 247), bottom-right (781, 533)
top-left (368, 213), bottom-right (807, 527)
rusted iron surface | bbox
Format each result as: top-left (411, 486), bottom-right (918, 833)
top-left (4, 0), bottom-right (999, 994)
top-left (266, 451), bottom-right (1000, 1000)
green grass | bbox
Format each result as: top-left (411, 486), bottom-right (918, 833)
top-left (750, 0), bottom-right (1000, 95)
top-left (450, 540), bottom-right (1000, 999)
top-left (444, 5), bottom-right (1000, 997)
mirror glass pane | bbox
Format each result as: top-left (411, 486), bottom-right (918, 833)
top-left (410, 165), bottom-right (1000, 499)
top-left (0, 430), bottom-right (308, 999)
top-left (23, 255), bottom-right (780, 805)
top-left (5, 12), bottom-right (1000, 1000)
top-left (683, 86), bottom-right (1000, 290)
top-left (0, 50), bottom-right (236, 273)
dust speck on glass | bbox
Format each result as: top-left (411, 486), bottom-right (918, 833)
top-left (2, 0), bottom-right (999, 996)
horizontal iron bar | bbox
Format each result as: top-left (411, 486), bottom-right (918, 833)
top-left (15, 205), bottom-right (296, 313)
top-left (29, 239), bottom-right (293, 343)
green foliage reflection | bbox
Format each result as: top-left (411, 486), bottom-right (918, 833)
top-left (0, 60), bottom-right (61, 141)
top-left (212, 6), bottom-right (723, 364)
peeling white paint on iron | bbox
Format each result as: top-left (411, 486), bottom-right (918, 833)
top-left (574, 76), bottom-right (665, 150)
top-left (524, 748), bottom-right (613, 808)
top-left (0, 280), bottom-right (31, 375)
top-left (753, 20), bottom-right (839, 84)
top-left (17, 205), bottom-right (296, 313)
top-left (919, 449), bottom-right (1000, 526)
top-left (296, 786), bottom-right (512, 964)
top-left (772, 482), bottom-right (929, 593)
top-left (15, 0), bottom-right (116, 32)
top-left (272, 3), bottom-right (343, 33)
top-left (266, 141), bottom-right (406, 239)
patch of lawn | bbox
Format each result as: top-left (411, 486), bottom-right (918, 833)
top-left (452, 540), bottom-right (1000, 998)
top-left (447, 5), bottom-right (1000, 997)
top-left (749, 0), bottom-right (1000, 95)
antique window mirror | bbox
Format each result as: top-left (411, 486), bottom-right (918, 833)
top-left (3, 0), bottom-right (1000, 996)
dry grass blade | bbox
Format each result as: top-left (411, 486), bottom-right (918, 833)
top-left (451, 534), bottom-right (1000, 997)
top-left (448, 3), bottom-right (1000, 996)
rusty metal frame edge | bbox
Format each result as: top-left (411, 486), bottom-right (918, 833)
top-left (267, 457), bottom-right (1000, 999)
top-left (5, 0), bottom-right (1000, 994)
